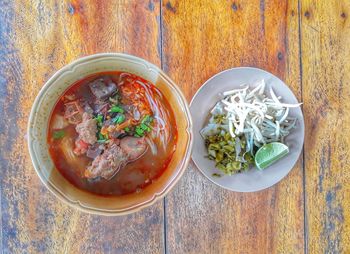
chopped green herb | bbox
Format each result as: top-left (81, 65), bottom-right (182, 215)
top-left (124, 127), bottom-right (130, 132)
top-left (112, 114), bottom-right (125, 124)
top-left (97, 132), bottom-right (108, 142)
top-left (140, 123), bottom-right (151, 132)
top-left (109, 105), bottom-right (124, 113)
top-left (135, 126), bottom-right (145, 136)
top-left (141, 115), bottom-right (153, 125)
top-left (53, 130), bottom-right (65, 139)
top-left (205, 131), bottom-right (254, 175)
top-left (95, 114), bottom-right (104, 128)
top-left (130, 115), bottom-right (153, 138)
top-left (95, 114), bottom-right (103, 124)
top-left (212, 173), bottom-right (221, 177)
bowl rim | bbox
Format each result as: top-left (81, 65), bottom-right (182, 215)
top-left (28, 53), bottom-right (193, 215)
top-left (190, 66), bottom-right (305, 192)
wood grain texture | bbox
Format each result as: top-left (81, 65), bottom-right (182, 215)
top-left (0, 1), bottom-right (164, 253)
top-left (301, 0), bottom-right (350, 253)
top-left (162, 1), bottom-right (304, 253)
top-left (2, 0), bottom-right (350, 253)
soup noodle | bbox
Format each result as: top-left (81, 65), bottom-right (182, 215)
top-left (47, 72), bottom-right (177, 196)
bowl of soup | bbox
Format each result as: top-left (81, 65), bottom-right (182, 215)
top-left (28, 53), bottom-right (193, 215)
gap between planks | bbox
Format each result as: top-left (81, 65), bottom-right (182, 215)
top-left (159, 1), bottom-right (168, 254)
top-left (297, 0), bottom-right (308, 253)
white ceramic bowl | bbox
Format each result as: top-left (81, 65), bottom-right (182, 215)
top-left (190, 67), bottom-right (304, 192)
top-left (28, 53), bottom-right (193, 215)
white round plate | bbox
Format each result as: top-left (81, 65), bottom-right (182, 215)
top-left (190, 67), bottom-right (304, 192)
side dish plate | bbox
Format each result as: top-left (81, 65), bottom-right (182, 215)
top-left (190, 67), bottom-right (304, 192)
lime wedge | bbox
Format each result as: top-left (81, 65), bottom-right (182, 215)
top-left (255, 142), bottom-right (289, 170)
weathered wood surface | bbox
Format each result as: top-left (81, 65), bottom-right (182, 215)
top-left (0, 0), bottom-right (349, 253)
top-left (301, 1), bottom-right (350, 253)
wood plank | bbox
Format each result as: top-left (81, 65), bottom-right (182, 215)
top-left (0, 1), bottom-right (164, 253)
top-left (162, 1), bottom-right (304, 253)
top-left (301, 0), bottom-right (350, 253)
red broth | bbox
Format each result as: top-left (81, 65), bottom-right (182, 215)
top-left (47, 72), bottom-right (177, 196)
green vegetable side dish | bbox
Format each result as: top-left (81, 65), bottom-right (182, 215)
top-left (205, 128), bottom-right (254, 175)
top-left (201, 80), bottom-right (301, 175)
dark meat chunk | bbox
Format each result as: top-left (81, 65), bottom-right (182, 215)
top-left (89, 78), bottom-right (117, 100)
top-left (86, 143), bottom-right (104, 159)
top-left (94, 101), bottom-right (109, 114)
top-left (75, 112), bottom-right (97, 145)
top-left (83, 102), bottom-right (94, 114)
top-left (85, 141), bottom-right (127, 179)
top-left (109, 131), bottom-right (127, 139)
top-left (120, 137), bottom-right (148, 161)
top-left (84, 137), bottom-right (148, 180)
top-left (64, 100), bottom-right (84, 124)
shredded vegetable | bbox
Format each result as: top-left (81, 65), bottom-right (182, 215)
top-left (220, 79), bottom-right (301, 152)
top-left (205, 129), bottom-right (254, 174)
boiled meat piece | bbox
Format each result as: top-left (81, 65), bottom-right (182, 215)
top-left (120, 137), bottom-right (148, 161)
top-left (89, 78), bottom-right (117, 100)
top-left (75, 112), bottom-right (98, 145)
top-left (85, 141), bottom-right (126, 179)
top-left (64, 100), bottom-right (84, 124)
top-left (84, 137), bottom-right (148, 180)
top-left (86, 143), bottom-right (104, 159)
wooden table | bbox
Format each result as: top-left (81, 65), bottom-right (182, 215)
top-left (1, 1), bottom-right (349, 253)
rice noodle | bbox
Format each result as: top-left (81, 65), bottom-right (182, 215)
top-left (136, 79), bottom-right (171, 152)
top-left (145, 137), bottom-right (158, 155)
